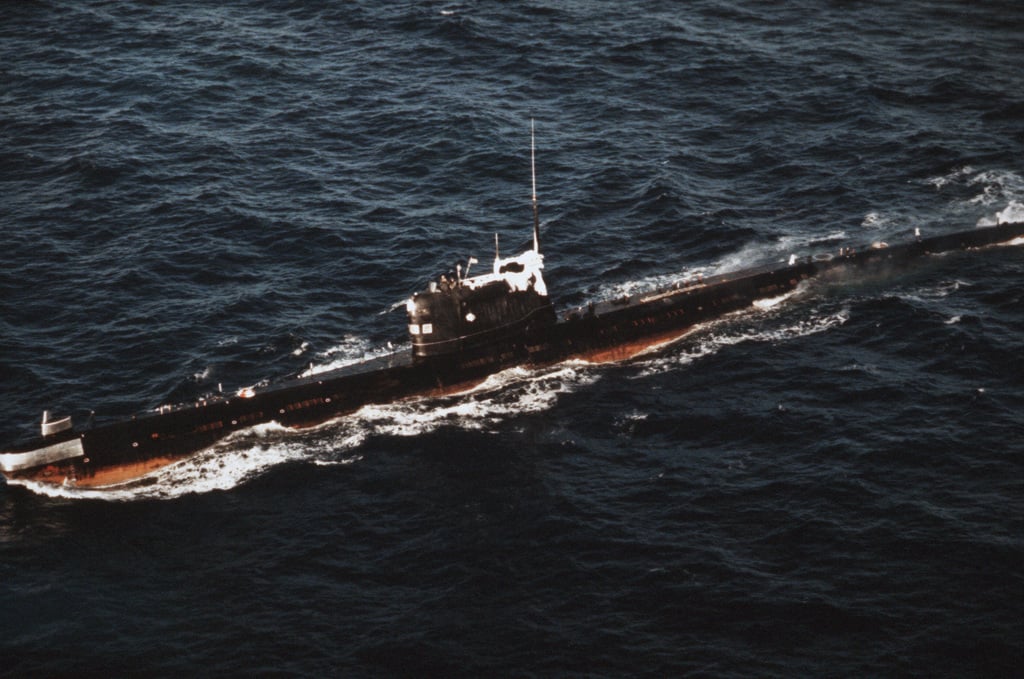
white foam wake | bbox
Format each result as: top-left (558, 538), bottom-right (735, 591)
top-left (591, 231), bottom-right (846, 304)
top-left (865, 167), bottom-right (1024, 238)
top-left (298, 335), bottom-right (407, 377)
top-left (10, 362), bottom-right (600, 501)
top-left (593, 268), bottom-right (706, 303)
top-left (634, 301), bottom-right (850, 378)
top-left (979, 200), bottom-right (1024, 227)
top-left (892, 279), bottom-right (986, 325)
top-left (349, 363), bottom-right (600, 439)
top-left (924, 166), bottom-right (1024, 226)
top-left (713, 232), bottom-right (845, 275)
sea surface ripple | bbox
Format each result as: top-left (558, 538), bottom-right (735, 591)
top-left (2, 1), bottom-right (1022, 676)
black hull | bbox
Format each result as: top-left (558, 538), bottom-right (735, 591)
top-left (3, 221), bottom-right (1022, 487)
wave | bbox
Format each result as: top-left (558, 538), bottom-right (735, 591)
top-left (926, 165), bottom-right (978, 190)
top-left (925, 167), bottom-right (1024, 225)
top-left (980, 200), bottom-right (1024, 226)
top-left (9, 270), bottom-right (862, 502)
top-left (587, 230), bottom-right (849, 304)
top-left (891, 279), bottom-right (982, 325)
top-left (590, 268), bottom-right (706, 303)
top-left (12, 361), bottom-right (600, 501)
top-left (10, 210), bottom-right (1014, 502)
top-left (298, 335), bottom-right (407, 377)
top-left (634, 297), bottom-right (850, 378)
top-left (968, 171), bottom-right (1024, 208)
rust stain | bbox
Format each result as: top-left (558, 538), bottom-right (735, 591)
top-left (11, 328), bottom-right (699, 489)
top-left (574, 327), bottom-right (695, 364)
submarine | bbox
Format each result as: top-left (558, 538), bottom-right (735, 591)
top-left (3, 138), bottom-right (1023, 488)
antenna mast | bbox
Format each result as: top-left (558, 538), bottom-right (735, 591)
top-left (531, 119), bottom-right (540, 253)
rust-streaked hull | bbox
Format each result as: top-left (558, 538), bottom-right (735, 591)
top-left (4, 221), bottom-right (1022, 489)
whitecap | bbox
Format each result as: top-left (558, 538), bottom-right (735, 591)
top-left (752, 289), bottom-right (798, 310)
top-left (977, 199), bottom-right (1024, 227)
top-left (968, 170), bottom-right (1024, 207)
top-left (925, 165), bottom-right (974, 190)
top-left (12, 360), bottom-right (602, 501)
top-left (299, 335), bottom-right (405, 377)
top-left (635, 303), bottom-right (850, 377)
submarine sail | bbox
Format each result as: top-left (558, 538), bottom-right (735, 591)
top-left (2, 123), bottom-right (1023, 489)
top-left (406, 121), bottom-right (557, 366)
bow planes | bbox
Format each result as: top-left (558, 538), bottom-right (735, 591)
top-left (3, 134), bottom-right (1023, 490)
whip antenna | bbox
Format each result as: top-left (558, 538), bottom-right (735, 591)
top-left (531, 119), bottom-right (540, 253)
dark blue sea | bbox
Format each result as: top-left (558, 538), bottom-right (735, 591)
top-left (2, 1), bottom-right (1023, 676)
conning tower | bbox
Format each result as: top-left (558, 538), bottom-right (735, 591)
top-left (406, 246), bottom-right (556, 362)
top-left (406, 121), bottom-right (556, 363)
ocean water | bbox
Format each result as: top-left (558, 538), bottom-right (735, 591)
top-left (2, 1), bottom-right (1022, 676)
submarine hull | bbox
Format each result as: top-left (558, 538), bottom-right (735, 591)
top-left (3, 221), bottom-right (1022, 488)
